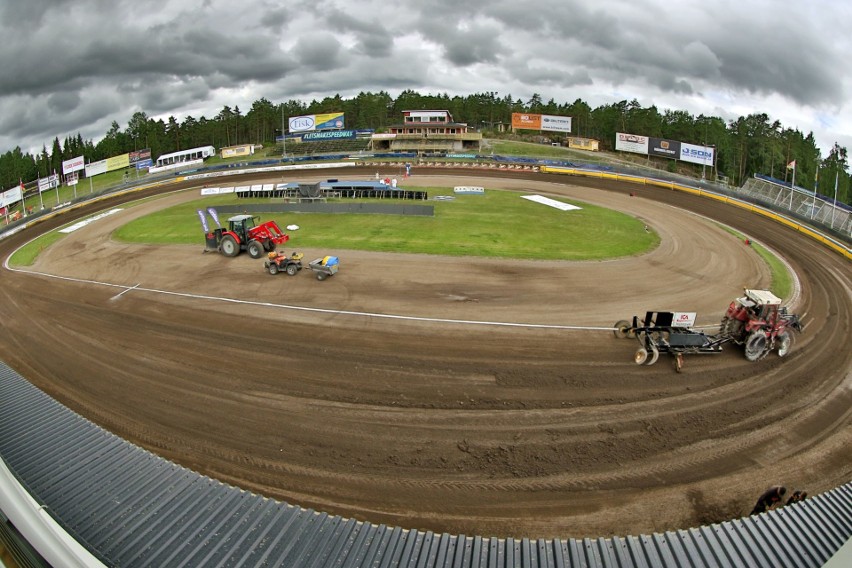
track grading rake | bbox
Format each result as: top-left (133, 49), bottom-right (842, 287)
top-left (614, 289), bottom-right (804, 373)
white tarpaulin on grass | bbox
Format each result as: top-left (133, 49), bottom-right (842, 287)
top-left (521, 195), bottom-right (581, 211)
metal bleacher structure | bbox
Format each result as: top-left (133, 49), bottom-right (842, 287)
top-left (740, 175), bottom-right (852, 239)
top-left (1, 158), bottom-right (851, 566)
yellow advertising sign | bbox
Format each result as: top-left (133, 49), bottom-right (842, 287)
top-left (106, 153), bottom-right (130, 172)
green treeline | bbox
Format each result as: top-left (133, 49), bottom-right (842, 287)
top-left (0, 90), bottom-right (848, 204)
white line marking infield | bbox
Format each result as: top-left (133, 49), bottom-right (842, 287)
top-left (521, 195), bottom-right (581, 211)
top-left (8, 267), bottom-right (615, 332)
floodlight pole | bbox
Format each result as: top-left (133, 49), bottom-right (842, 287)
top-left (281, 106), bottom-right (286, 158)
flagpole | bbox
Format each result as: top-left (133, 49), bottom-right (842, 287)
top-left (811, 167), bottom-right (818, 219)
top-left (38, 176), bottom-right (44, 210)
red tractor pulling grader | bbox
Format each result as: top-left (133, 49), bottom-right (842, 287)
top-left (614, 289), bottom-right (804, 372)
top-left (204, 213), bottom-right (290, 258)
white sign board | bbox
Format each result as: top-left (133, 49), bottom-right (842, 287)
top-left (671, 312), bottom-right (697, 328)
top-left (615, 132), bottom-right (649, 155)
top-left (541, 114), bottom-right (572, 133)
top-left (680, 143), bottom-right (715, 167)
top-left (62, 155), bottom-right (85, 175)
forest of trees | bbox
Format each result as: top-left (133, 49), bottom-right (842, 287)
top-left (0, 90), bottom-right (848, 204)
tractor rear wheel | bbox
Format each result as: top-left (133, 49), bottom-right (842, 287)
top-left (776, 332), bottom-right (794, 357)
top-left (744, 331), bottom-right (768, 362)
top-left (268, 263), bottom-right (279, 275)
top-left (613, 320), bottom-right (632, 339)
top-left (286, 263), bottom-right (298, 276)
top-left (247, 240), bottom-right (264, 259)
top-left (220, 235), bottom-right (239, 257)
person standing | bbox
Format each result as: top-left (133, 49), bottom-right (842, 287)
top-left (750, 485), bottom-right (787, 515)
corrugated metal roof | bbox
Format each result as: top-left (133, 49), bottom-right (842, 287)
top-left (1, 361), bottom-right (849, 568)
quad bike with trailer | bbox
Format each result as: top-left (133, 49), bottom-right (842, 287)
top-left (614, 289), bottom-right (803, 372)
top-left (264, 251), bottom-right (304, 276)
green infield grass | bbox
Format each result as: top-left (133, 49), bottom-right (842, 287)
top-left (112, 188), bottom-right (659, 261)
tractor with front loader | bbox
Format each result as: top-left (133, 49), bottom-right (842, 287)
top-left (614, 289), bottom-right (804, 372)
top-left (205, 214), bottom-right (290, 259)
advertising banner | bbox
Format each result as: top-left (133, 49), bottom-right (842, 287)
top-left (85, 159), bottom-right (108, 177)
top-left (135, 158), bottom-right (153, 170)
top-left (196, 210), bottom-right (209, 233)
top-left (221, 145), bottom-right (253, 158)
top-left (289, 112), bottom-right (345, 132)
top-left (680, 142), bottom-right (715, 166)
top-left (207, 207), bottom-right (220, 228)
top-left (62, 155), bottom-right (85, 175)
top-left (66, 171), bottom-right (79, 186)
top-left (303, 130), bottom-right (356, 141)
top-left (1, 186), bottom-right (22, 208)
top-left (129, 149), bottom-right (151, 165)
top-left (541, 114), bottom-right (572, 133)
top-left (649, 137), bottom-right (681, 159)
top-left (512, 113), bottom-right (542, 130)
top-left (615, 132), bottom-right (649, 155)
top-left (106, 153), bottom-right (130, 172)
top-left (38, 174), bottom-right (59, 193)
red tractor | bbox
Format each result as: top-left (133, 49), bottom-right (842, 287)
top-left (210, 214), bottom-right (290, 259)
top-left (718, 289), bottom-right (803, 361)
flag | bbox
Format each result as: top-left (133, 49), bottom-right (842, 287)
top-left (787, 160), bottom-right (796, 169)
top-left (19, 178), bottom-right (24, 190)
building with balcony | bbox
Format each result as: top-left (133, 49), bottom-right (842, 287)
top-left (371, 110), bottom-right (482, 155)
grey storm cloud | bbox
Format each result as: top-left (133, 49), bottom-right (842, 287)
top-left (0, 0), bottom-right (848, 155)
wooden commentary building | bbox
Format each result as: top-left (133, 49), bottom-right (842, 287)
top-left (371, 110), bottom-right (482, 155)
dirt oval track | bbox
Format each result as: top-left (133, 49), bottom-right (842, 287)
top-left (0, 167), bottom-right (849, 539)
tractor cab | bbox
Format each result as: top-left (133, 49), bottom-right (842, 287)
top-left (741, 289), bottom-right (782, 320)
top-left (227, 215), bottom-right (258, 242)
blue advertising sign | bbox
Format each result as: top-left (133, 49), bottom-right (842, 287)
top-left (302, 130), bottom-right (356, 141)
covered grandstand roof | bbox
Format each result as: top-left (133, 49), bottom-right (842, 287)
top-left (1, 361), bottom-right (850, 567)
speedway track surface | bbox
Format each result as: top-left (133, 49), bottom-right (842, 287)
top-left (0, 168), bottom-right (849, 539)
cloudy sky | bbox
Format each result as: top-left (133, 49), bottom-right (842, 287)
top-left (0, 0), bottom-right (849, 158)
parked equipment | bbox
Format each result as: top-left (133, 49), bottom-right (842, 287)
top-left (205, 214), bottom-right (289, 258)
top-left (264, 251), bottom-right (304, 276)
top-left (307, 256), bottom-right (339, 280)
top-left (614, 289), bottom-right (803, 372)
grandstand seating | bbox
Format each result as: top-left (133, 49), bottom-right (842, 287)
top-left (282, 137), bottom-right (371, 156)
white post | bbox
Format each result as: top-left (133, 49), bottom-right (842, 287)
top-left (789, 164), bottom-right (796, 209)
top-left (19, 181), bottom-right (26, 218)
top-left (831, 170), bottom-right (839, 229)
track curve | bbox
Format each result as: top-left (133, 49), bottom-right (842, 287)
top-left (0, 168), bottom-right (848, 539)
